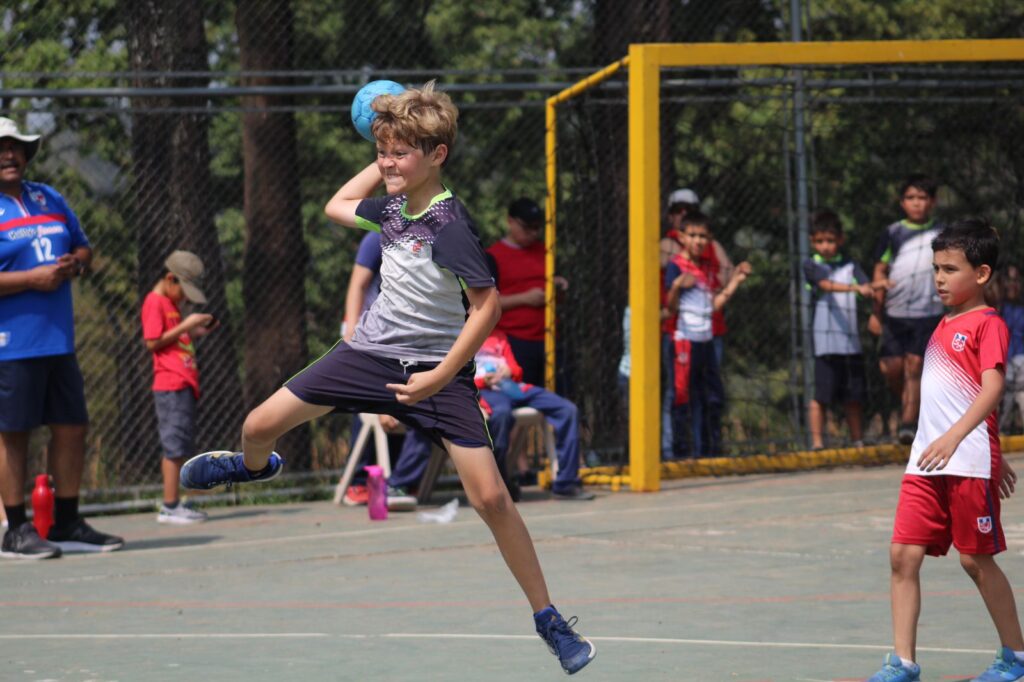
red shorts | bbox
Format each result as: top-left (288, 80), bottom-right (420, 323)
top-left (892, 474), bottom-right (1004, 556)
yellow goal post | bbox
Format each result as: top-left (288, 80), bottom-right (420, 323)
top-left (545, 39), bottom-right (1024, 492)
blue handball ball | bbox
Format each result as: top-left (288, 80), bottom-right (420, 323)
top-left (351, 80), bottom-right (406, 142)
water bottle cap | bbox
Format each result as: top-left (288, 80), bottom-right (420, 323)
top-left (364, 465), bottom-right (383, 476)
top-left (35, 474), bottom-right (49, 486)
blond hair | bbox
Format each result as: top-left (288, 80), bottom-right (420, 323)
top-left (371, 80), bottom-right (458, 162)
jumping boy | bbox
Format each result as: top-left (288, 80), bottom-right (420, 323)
top-left (141, 250), bottom-right (217, 524)
top-left (802, 210), bottom-right (877, 449)
top-left (866, 218), bottom-right (1024, 682)
top-left (665, 212), bottom-right (751, 457)
top-left (178, 81), bottom-right (595, 675)
top-left (870, 175), bottom-right (945, 444)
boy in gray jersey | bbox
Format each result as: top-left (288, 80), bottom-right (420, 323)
top-left (869, 175), bottom-right (944, 444)
top-left (179, 81), bottom-right (594, 675)
top-left (803, 210), bottom-right (879, 449)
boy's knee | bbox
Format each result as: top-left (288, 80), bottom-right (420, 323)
top-left (472, 485), bottom-right (511, 517)
top-left (889, 544), bottom-right (923, 576)
top-left (242, 408), bottom-right (278, 445)
top-left (959, 553), bottom-right (984, 581)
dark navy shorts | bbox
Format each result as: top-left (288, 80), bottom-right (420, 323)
top-left (814, 354), bottom-right (865, 406)
top-left (881, 314), bottom-right (943, 358)
top-left (154, 389), bottom-right (197, 459)
top-left (286, 342), bottom-right (490, 449)
top-left (0, 354), bottom-right (89, 431)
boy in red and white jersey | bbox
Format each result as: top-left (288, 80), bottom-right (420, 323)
top-left (866, 218), bottom-right (1024, 682)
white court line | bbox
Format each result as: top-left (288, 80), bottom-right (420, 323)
top-left (383, 633), bottom-right (991, 655)
top-left (0, 633), bottom-right (336, 640)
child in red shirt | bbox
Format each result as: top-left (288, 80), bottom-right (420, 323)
top-left (141, 250), bottom-right (218, 524)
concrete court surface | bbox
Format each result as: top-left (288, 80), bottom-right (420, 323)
top-left (2, 457), bottom-right (1023, 682)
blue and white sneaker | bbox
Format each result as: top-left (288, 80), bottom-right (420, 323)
top-left (179, 451), bottom-right (284, 490)
top-left (534, 605), bottom-right (595, 675)
top-left (867, 653), bottom-right (921, 682)
top-left (972, 647), bottom-right (1024, 681)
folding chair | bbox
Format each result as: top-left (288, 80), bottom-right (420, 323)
top-left (332, 413), bottom-right (396, 505)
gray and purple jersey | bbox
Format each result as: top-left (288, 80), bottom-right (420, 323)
top-left (349, 188), bottom-right (494, 362)
top-left (873, 219), bottom-right (943, 319)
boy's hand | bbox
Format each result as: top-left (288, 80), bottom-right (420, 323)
top-left (28, 263), bottom-right (70, 291)
top-left (673, 272), bottom-right (696, 290)
top-left (387, 368), bottom-right (448, 405)
top-left (872, 279), bottom-right (894, 291)
top-left (732, 261), bottom-right (753, 284)
top-left (184, 312), bottom-right (216, 332)
top-left (999, 459), bottom-right (1017, 499)
top-left (867, 313), bottom-right (882, 336)
top-left (379, 414), bottom-right (401, 432)
top-left (856, 283), bottom-right (874, 297)
top-left (916, 431), bottom-right (961, 471)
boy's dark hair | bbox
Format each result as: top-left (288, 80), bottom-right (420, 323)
top-left (899, 173), bottom-right (938, 198)
top-left (810, 209), bottom-right (842, 238)
top-left (680, 211), bottom-right (711, 231)
top-left (931, 217), bottom-right (1000, 271)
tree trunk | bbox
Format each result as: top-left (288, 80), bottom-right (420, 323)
top-left (126, 0), bottom-right (244, 464)
top-left (236, 0), bottom-right (310, 466)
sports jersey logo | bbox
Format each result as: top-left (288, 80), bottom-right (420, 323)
top-left (952, 332), bottom-right (968, 352)
top-left (411, 240), bottom-right (424, 255)
top-left (29, 191), bottom-right (47, 208)
top-left (977, 516), bottom-right (993, 534)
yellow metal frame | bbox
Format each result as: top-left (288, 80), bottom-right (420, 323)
top-left (549, 39), bottom-right (1024, 491)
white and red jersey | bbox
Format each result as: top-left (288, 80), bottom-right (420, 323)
top-left (908, 307), bottom-right (1008, 479)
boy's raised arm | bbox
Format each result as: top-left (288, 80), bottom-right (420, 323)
top-left (325, 162), bottom-right (382, 228)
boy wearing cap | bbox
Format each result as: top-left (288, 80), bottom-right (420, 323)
top-left (486, 197), bottom-right (567, 387)
top-left (0, 117), bottom-right (124, 558)
top-left (142, 250), bottom-right (218, 524)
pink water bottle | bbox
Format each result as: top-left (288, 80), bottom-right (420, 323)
top-left (31, 474), bottom-right (54, 538)
top-left (365, 465), bottom-right (388, 521)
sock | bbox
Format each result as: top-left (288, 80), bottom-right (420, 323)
top-left (534, 604), bottom-right (557, 620)
top-left (4, 504), bottom-right (27, 528)
top-left (163, 500), bottom-right (180, 509)
top-left (54, 496), bottom-right (79, 528)
top-left (899, 656), bottom-right (916, 669)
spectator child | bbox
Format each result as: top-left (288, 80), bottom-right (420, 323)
top-left (141, 250), bottom-right (218, 524)
top-left (475, 329), bottom-right (594, 501)
top-left (870, 174), bottom-right (945, 443)
top-left (801, 210), bottom-right (875, 449)
top-left (178, 82), bottom-right (594, 674)
top-left (998, 265), bottom-right (1024, 432)
top-left (665, 212), bottom-right (751, 457)
top-left (865, 218), bottom-right (1024, 682)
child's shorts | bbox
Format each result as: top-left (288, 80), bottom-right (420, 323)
top-left (880, 314), bottom-right (943, 358)
top-left (0, 354), bottom-right (88, 431)
top-left (285, 342), bottom-right (490, 449)
top-left (154, 388), bottom-right (197, 459)
top-left (813, 354), bottom-right (865, 406)
top-left (892, 473), bottom-right (1004, 556)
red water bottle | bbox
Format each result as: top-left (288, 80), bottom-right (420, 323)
top-left (31, 474), bottom-right (54, 538)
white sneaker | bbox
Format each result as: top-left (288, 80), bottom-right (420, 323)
top-left (157, 502), bottom-right (208, 525)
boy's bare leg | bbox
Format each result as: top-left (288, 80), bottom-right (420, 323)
top-left (961, 553), bottom-right (1024, 650)
top-left (879, 357), bottom-right (905, 399)
top-left (241, 388), bottom-right (333, 470)
top-left (162, 457), bottom-right (185, 503)
top-left (844, 401), bottom-right (864, 442)
top-left (445, 440), bottom-right (551, 612)
top-left (890, 542), bottom-right (927, 661)
top-left (0, 431), bottom-right (28, 506)
top-left (901, 354), bottom-right (924, 426)
top-left (808, 400), bottom-right (825, 449)
top-left (48, 423), bottom-right (87, 497)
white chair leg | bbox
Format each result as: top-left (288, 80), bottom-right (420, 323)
top-left (334, 416), bottom-right (373, 504)
top-left (369, 414), bottom-right (392, 478)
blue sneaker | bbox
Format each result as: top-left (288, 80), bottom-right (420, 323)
top-left (534, 605), bottom-right (595, 675)
top-left (179, 451), bottom-right (284, 490)
top-left (972, 647), bottom-right (1024, 681)
top-left (867, 653), bottom-right (920, 682)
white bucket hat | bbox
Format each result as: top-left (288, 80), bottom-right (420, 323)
top-left (0, 117), bottom-right (41, 162)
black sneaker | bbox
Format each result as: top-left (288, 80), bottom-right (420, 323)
top-left (48, 518), bottom-right (124, 553)
top-left (1, 522), bottom-right (62, 559)
top-left (386, 485), bottom-right (417, 512)
top-left (551, 485), bottom-right (595, 501)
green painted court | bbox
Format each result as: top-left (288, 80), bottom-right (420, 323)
top-left (2, 457), bottom-right (1022, 681)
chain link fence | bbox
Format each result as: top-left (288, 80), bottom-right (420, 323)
top-left (2, 2), bottom-right (1023, 500)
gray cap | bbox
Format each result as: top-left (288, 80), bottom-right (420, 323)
top-left (164, 250), bottom-right (207, 304)
top-left (0, 117), bottom-right (41, 162)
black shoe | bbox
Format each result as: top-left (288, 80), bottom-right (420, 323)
top-left (48, 518), bottom-right (124, 553)
top-left (1, 521), bottom-right (62, 559)
top-left (551, 485), bottom-right (595, 501)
